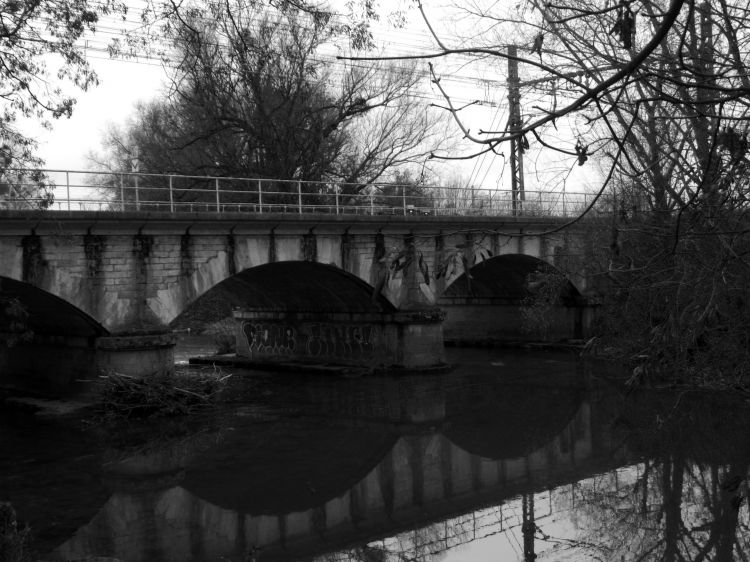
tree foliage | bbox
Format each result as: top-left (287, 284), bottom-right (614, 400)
top-left (0, 0), bottom-right (126, 163)
top-left (0, 0), bottom-right (125, 206)
top-left (92, 0), bottom-right (446, 202)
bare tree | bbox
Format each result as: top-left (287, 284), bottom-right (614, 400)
top-left (91, 0), bottom-right (448, 203)
top-left (345, 1), bottom-right (750, 382)
top-left (344, 1), bottom-right (748, 208)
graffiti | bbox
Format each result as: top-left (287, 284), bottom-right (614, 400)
top-left (242, 323), bottom-right (297, 357)
top-left (241, 320), bottom-right (387, 362)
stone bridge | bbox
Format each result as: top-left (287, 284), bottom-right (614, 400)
top-left (0, 210), bottom-right (593, 394)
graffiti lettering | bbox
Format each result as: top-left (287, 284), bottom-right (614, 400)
top-left (241, 321), bottom-right (386, 362)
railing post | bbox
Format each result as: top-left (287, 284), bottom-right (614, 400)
top-left (370, 192), bottom-right (374, 215)
top-left (402, 184), bottom-right (407, 215)
top-left (215, 178), bottom-right (220, 212)
top-left (335, 187), bottom-right (340, 215)
top-left (120, 175), bottom-right (125, 211)
top-left (298, 180), bottom-right (302, 213)
top-left (258, 180), bottom-right (263, 213)
top-left (169, 175), bottom-right (174, 213)
top-left (65, 171), bottom-right (70, 211)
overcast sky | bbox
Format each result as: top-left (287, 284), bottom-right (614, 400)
top-left (28, 57), bottom-right (164, 171)
top-left (24, 0), bottom-right (597, 196)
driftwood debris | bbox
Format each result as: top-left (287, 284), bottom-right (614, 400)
top-left (98, 370), bottom-right (231, 419)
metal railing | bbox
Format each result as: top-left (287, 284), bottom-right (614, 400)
top-left (0, 169), bottom-right (595, 218)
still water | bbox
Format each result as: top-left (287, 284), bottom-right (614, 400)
top-left (2, 347), bottom-right (750, 562)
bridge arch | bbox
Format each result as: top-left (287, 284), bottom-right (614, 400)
top-left (0, 276), bottom-right (108, 338)
top-left (441, 253), bottom-right (581, 301)
top-left (171, 261), bottom-right (396, 330)
top-left (439, 254), bottom-right (586, 343)
top-left (0, 276), bottom-right (108, 395)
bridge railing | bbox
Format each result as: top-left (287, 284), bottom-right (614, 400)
top-left (0, 169), bottom-right (595, 218)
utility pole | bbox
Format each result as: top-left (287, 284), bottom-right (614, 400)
top-left (507, 45), bottom-right (525, 216)
top-left (130, 145), bottom-right (140, 211)
top-left (522, 493), bottom-right (536, 561)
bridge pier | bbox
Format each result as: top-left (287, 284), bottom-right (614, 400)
top-left (95, 332), bottom-right (176, 378)
top-left (234, 309), bottom-right (446, 371)
top-left (441, 298), bottom-right (594, 344)
top-left (0, 332), bottom-right (175, 397)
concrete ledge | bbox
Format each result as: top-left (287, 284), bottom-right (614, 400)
top-left (0, 209), bottom-right (573, 235)
top-left (189, 354), bottom-right (452, 375)
top-left (233, 309), bottom-right (446, 325)
top-left (95, 332), bottom-right (176, 378)
top-left (392, 309), bottom-right (446, 324)
top-left (95, 333), bottom-right (176, 351)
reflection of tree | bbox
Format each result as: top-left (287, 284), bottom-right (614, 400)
top-left (546, 393), bottom-right (750, 561)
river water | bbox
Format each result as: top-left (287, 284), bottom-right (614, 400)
top-left (2, 345), bottom-right (750, 561)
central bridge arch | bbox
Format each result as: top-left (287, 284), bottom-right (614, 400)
top-left (176, 261), bottom-right (443, 370)
top-left (174, 261), bottom-right (395, 329)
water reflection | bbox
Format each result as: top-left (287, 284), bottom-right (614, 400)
top-left (3, 350), bottom-right (750, 561)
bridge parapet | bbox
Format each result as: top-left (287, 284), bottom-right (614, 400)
top-left (3, 168), bottom-right (595, 219)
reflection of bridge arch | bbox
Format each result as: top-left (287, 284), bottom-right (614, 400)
top-left (444, 378), bottom-right (584, 460)
top-left (54, 406), bottom-right (593, 562)
top-left (54, 378), bottom-right (593, 562)
top-left (180, 419), bottom-right (399, 515)
top-left (161, 375), bottom-right (586, 517)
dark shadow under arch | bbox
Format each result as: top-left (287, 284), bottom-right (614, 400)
top-left (173, 261), bottom-right (395, 330)
top-left (440, 254), bottom-right (580, 301)
top-left (0, 276), bottom-right (107, 337)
